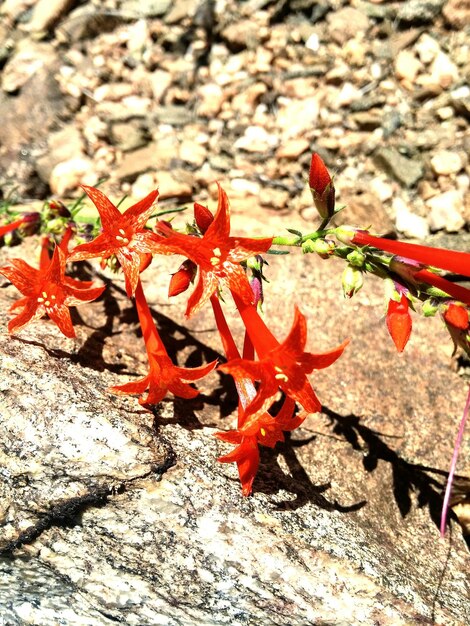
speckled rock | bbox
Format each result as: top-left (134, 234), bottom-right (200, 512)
top-left (0, 209), bottom-right (469, 625)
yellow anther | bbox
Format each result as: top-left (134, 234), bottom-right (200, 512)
top-left (260, 428), bottom-right (266, 437)
top-left (45, 301), bottom-right (51, 307)
top-left (115, 235), bottom-right (130, 244)
top-left (210, 257), bottom-right (220, 266)
top-left (50, 294), bottom-right (56, 300)
top-left (42, 291), bottom-right (48, 298)
top-left (213, 247), bottom-right (222, 257)
top-left (118, 228), bottom-right (126, 235)
top-left (274, 373), bottom-right (288, 382)
top-left (37, 297), bottom-right (44, 303)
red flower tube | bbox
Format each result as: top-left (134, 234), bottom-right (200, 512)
top-left (351, 230), bottom-right (470, 278)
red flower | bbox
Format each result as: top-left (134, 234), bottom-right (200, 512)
top-left (220, 295), bottom-right (349, 416)
top-left (211, 294), bottom-right (308, 495)
top-left (69, 186), bottom-right (159, 297)
top-left (215, 396), bottom-right (301, 496)
top-left (386, 294), bottom-right (412, 352)
top-left (309, 153), bottom-right (335, 219)
top-left (0, 246), bottom-right (104, 337)
top-left (110, 280), bottom-right (217, 405)
top-left (150, 184), bottom-right (273, 316)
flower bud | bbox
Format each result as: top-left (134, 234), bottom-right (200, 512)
top-left (389, 255), bottom-right (423, 286)
top-left (250, 275), bottom-right (263, 307)
top-left (168, 260), bottom-right (197, 297)
top-left (422, 299), bottom-right (439, 317)
top-left (139, 253), bottom-right (153, 274)
top-left (342, 265), bottom-right (363, 298)
top-left (309, 153), bottom-right (335, 219)
top-left (194, 202), bottom-right (214, 234)
top-left (347, 249), bottom-right (365, 268)
top-left (302, 238), bottom-right (334, 258)
top-left (155, 220), bottom-right (173, 236)
top-left (334, 226), bottom-right (358, 246)
top-left (443, 302), bottom-right (469, 330)
top-left (48, 200), bottom-right (71, 218)
top-left (19, 212), bottom-right (41, 236)
top-left (386, 294), bottom-right (412, 353)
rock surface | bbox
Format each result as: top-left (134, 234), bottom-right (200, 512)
top-left (0, 211), bottom-right (469, 624)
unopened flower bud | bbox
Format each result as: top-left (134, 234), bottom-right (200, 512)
top-left (246, 255), bottom-right (263, 272)
top-left (443, 302), bottom-right (469, 330)
top-left (48, 200), bottom-right (71, 218)
top-left (155, 220), bottom-right (173, 236)
top-left (194, 202), bottom-right (214, 234)
top-left (250, 275), bottom-right (263, 307)
top-left (168, 260), bottom-right (197, 297)
top-left (347, 249), bottom-right (365, 268)
top-left (46, 218), bottom-right (66, 234)
top-left (342, 265), bottom-right (363, 298)
top-left (309, 153), bottom-right (335, 219)
top-left (422, 299), bottom-right (439, 317)
top-left (302, 238), bottom-right (334, 258)
top-left (335, 226), bottom-right (358, 246)
top-left (139, 253), bottom-right (153, 273)
top-left (19, 212), bottom-right (41, 236)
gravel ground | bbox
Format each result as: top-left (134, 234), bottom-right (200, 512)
top-left (0, 0), bottom-right (468, 239)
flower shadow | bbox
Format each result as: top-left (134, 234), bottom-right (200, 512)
top-left (322, 406), bottom-right (468, 535)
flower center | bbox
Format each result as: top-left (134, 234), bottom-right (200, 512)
top-left (210, 247), bottom-right (222, 266)
top-left (37, 283), bottom-right (62, 310)
top-left (273, 365), bottom-right (288, 382)
top-left (114, 226), bottom-right (132, 247)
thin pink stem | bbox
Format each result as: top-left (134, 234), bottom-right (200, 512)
top-left (440, 384), bottom-right (470, 537)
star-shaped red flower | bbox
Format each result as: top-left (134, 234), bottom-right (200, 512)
top-left (220, 301), bottom-right (349, 416)
top-left (69, 185), bottom-right (159, 297)
top-left (151, 184), bottom-right (273, 316)
top-left (215, 396), bottom-right (301, 496)
top-left (0, 246), bottom-right (104, 338)
top-left (110, 280), bottom-right (217, 406)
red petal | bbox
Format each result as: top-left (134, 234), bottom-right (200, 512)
top-left (47, 304), bottom-right (76, 338)
top-left (124, 189), bottom-right (159, 230)
top-left (0, 260), bottom-right (39, 296)
top-left (81, 185), bottom-right (122, 231)
top-left (205, 183), bottom-right (230, 240)
top-left (386, 295), bottom-right (412, 352)
top-left (8, 300), bottom-right (43, 334)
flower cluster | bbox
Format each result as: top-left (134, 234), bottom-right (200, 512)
top-left (0, 152), bottom-right (469, 535)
